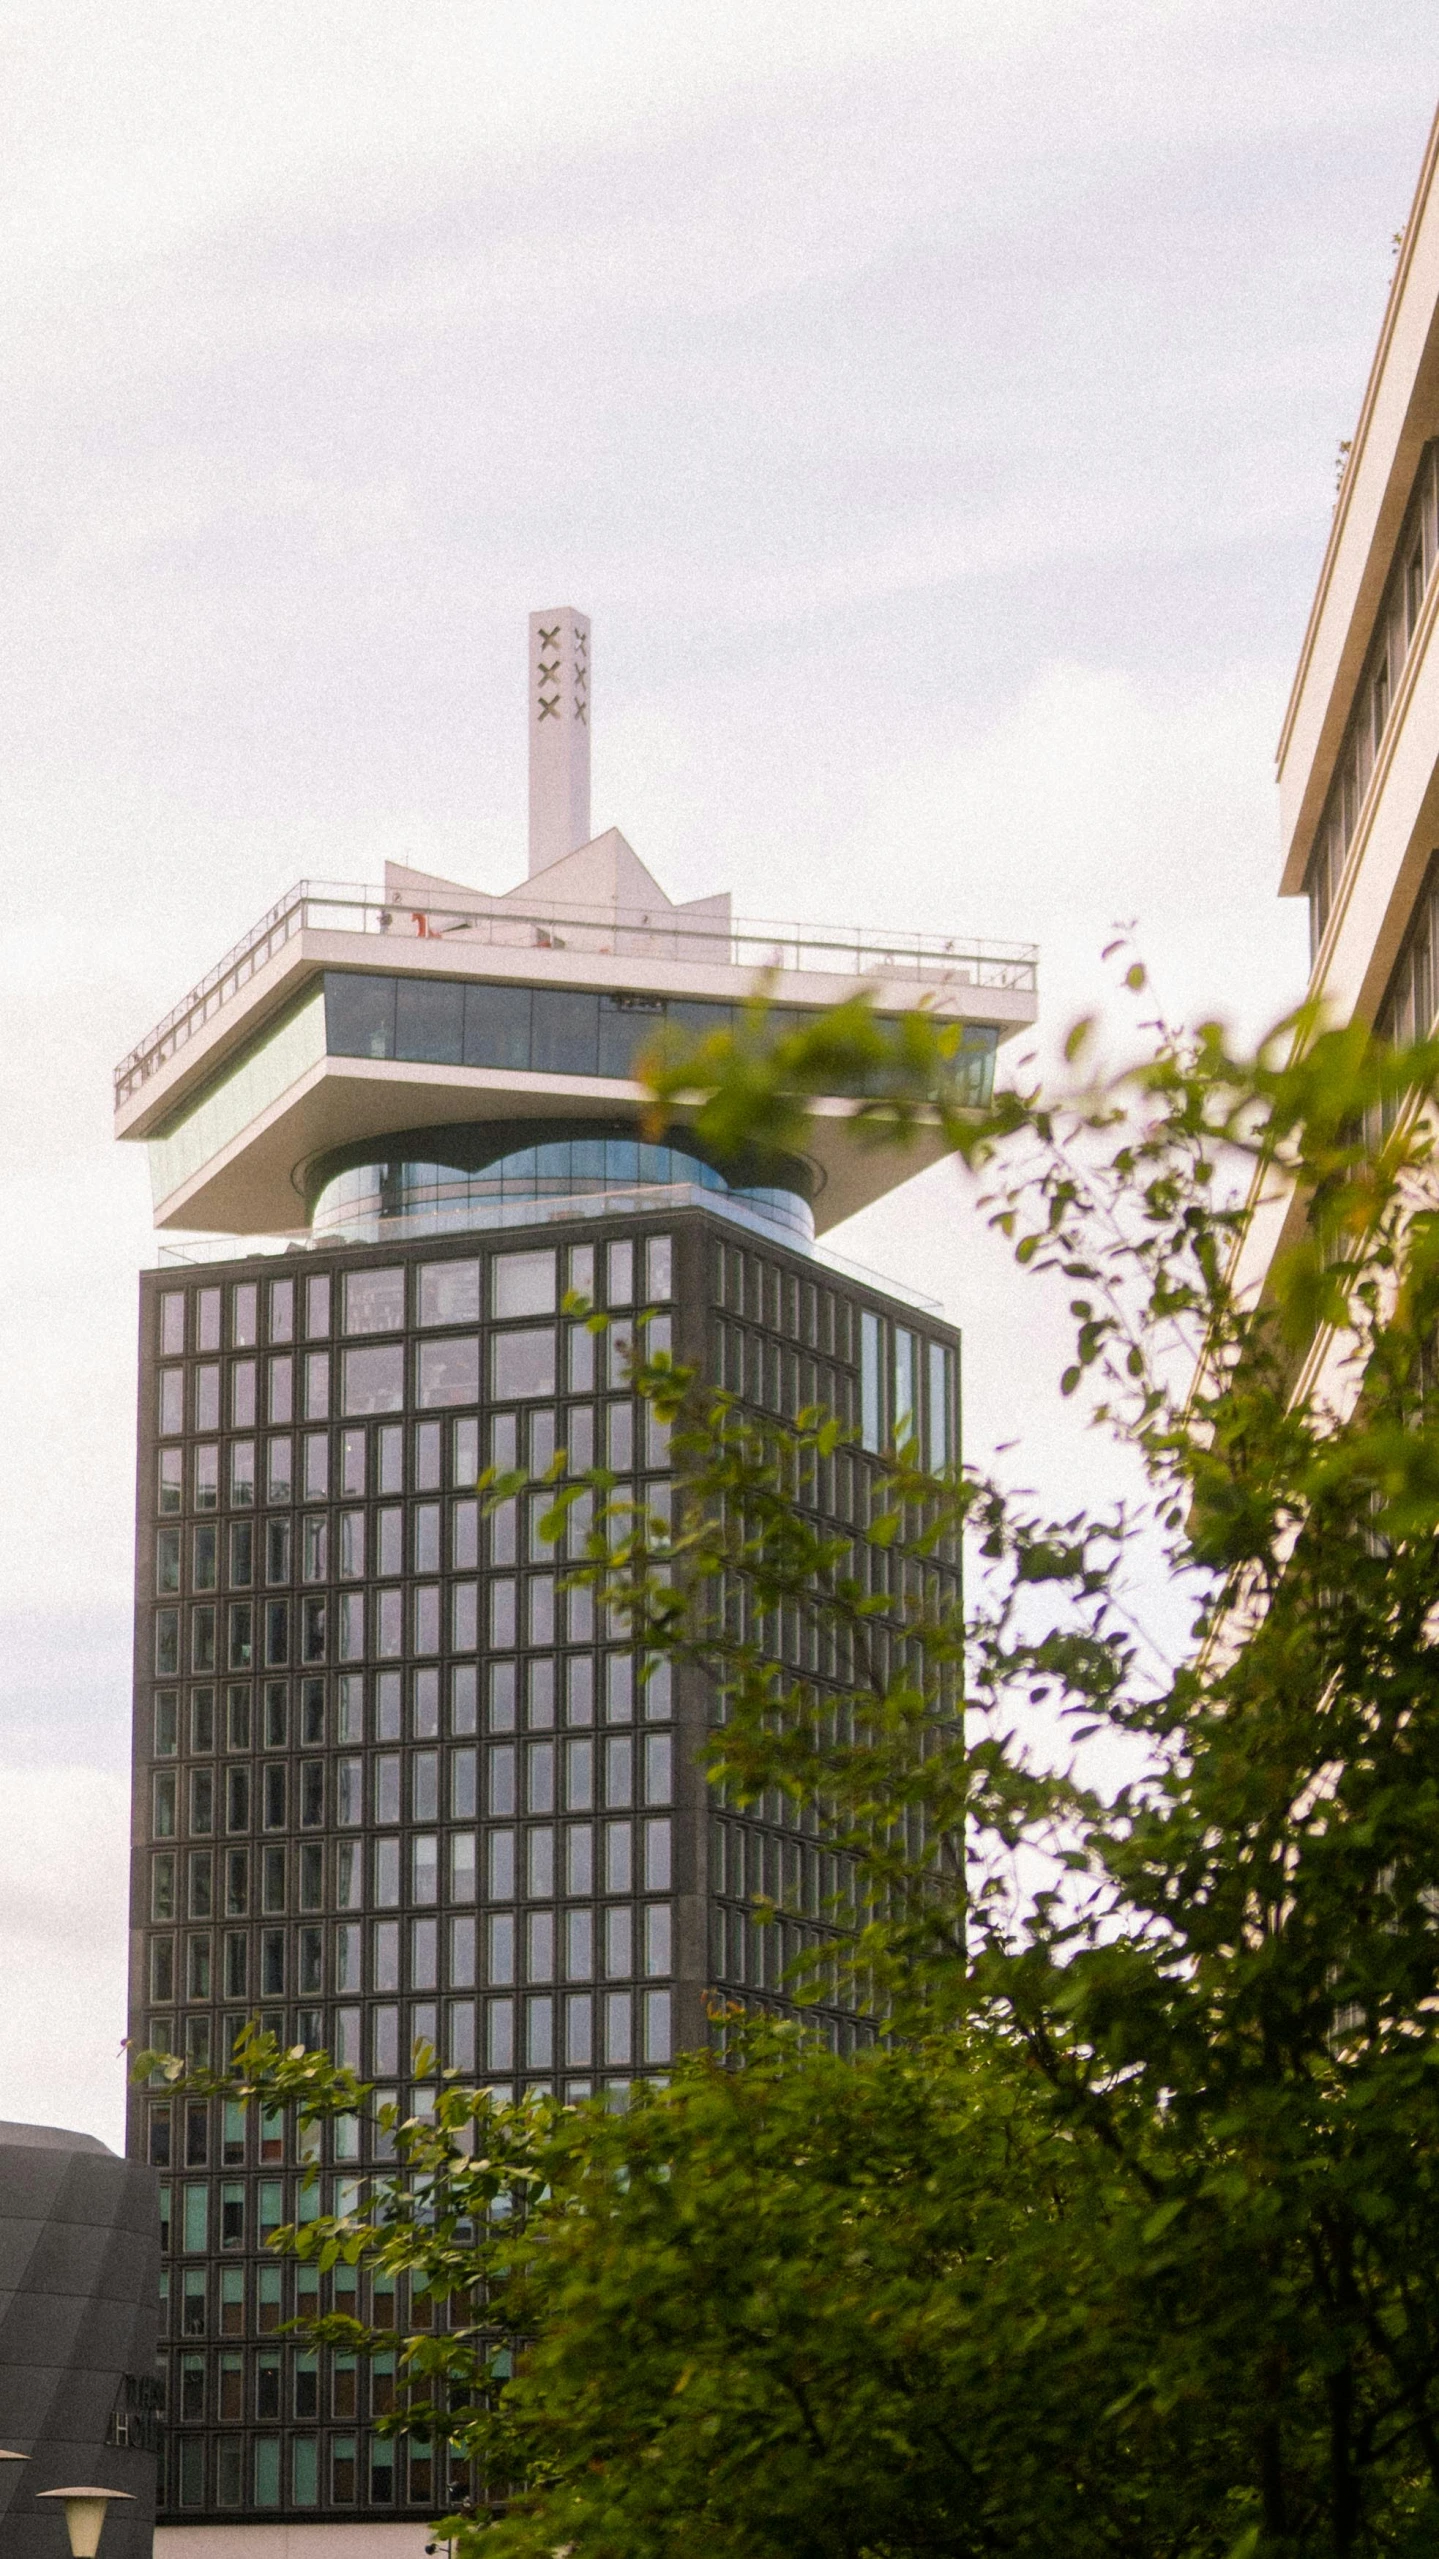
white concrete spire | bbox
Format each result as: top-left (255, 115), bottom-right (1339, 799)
top-left (528, 607), bottom-right (591, 876)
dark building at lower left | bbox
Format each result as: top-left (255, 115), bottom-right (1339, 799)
top-left (0, 2122), bottom-right (160, 2559)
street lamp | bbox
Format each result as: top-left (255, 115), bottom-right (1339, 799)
top-left (36, 2490), bottom-right (134, 2558)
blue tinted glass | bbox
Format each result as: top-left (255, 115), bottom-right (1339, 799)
top-left (464, 983), bottom-right (531, 1070)
top-left (532, 990), bottom-right (598, 1075)
top-left (325, 974), bottom-right (396, 1059)
top-left (395, 979), bottom-right (464, 1064)
top-left (666, 999), bottom-right (733, 1041)
top-left (598, 999), bottom-right (660, 1078)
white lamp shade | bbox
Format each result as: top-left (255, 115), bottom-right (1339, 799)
top-left (36, 2488), bottom-right (135, 2559)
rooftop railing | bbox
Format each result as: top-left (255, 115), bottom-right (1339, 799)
top-left (114, 879), bottom-right (1038, 1108)
top-left (152, 1182), bottom-right (943, 1312)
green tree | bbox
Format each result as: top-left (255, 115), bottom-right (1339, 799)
top-left (147, 991), bottom-right (1439, 2559)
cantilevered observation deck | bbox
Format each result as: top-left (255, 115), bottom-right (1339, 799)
top-left (115, 610), bottom-right (1037, 1248)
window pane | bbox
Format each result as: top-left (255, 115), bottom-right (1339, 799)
top-left (860, 1310), bottom-right (881, 1452)
top-left (344, 1268), bottom-right (405, 1335)
top-left (325, 972), bottom-right (396, 1059)
top-left (607, 1239), bottom-right (634, 1307)
top-left (928, 1340), bottom-right (950, 1469)
top-left (493, 1250), bottom-right (556, 1318)
top-left (644, 1816), bottom-right (672, 1891)
top-left (644, 1732), bottom-right (672, 1806)
top-left (492, 1327), bottom-right (556, 1401)
top-left (395, 976), bottom-right (464, 1064)
top-left (643, 1987), bottom-right (672, 2064)
top-left (418, 1259), bottom-right (481, 1326)
top-left (305, 1354), bottom-right (330, 1423)
top-left (417, 1337), bottom-right (480, 1408)
top-left (488, 1828), bottom-right (515, 1899)
top-left (531, 988), bottom-right (598, 1076)
top-left (341, 1344), bottom-right (405, 1415)
top-left (463, 980), bottom-right (532, 1069)
top-left (604, 1914), bottom-right (632, 1985)
top-left (268, 1355), bottom-right (293, 1426)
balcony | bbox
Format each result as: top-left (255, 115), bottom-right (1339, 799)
top-left (114, 878), bottom-right (1039, 1111)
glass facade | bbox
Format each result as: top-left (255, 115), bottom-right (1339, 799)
top-left (129, 1206), bottom-right (960, 2519)
top-left (310, 1133), bottom-right (815, 1247)
top-left (146, 969), bottom-right (1001, 1214)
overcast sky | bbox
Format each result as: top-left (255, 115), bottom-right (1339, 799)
top-left (2, 0), bottom-right (1434, 2143)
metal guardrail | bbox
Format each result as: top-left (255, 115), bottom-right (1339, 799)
top-left (115, 880), bottom-right (1038, 1108)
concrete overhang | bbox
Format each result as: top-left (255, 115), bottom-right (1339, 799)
top-left (148, 1052), bottom-right (971, 1239)
top-left (116, 927), bottom-right (1035, 1149)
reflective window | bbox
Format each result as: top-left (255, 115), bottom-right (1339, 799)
top-left (268, 1357), bottom-right (293, 1426)
top-left (488, 1912), bottom-right (516, 1985)
top-left (418, 1259), bottom-right (481, 1326)
top-left (928, 1339), bottom-right (950, 1469)
top-left (158, 1370), bottom-right (184, 1437)
top-left (412, 1835), bottom-right (438, 1904)
top-left (409, 1494), bottom-right (437, 1576)
top-left (416, 1336), bottom-right (480, 1408)
top-left (344, 1268), bottom-right (405, 1335)
top-left (607, 1239), bottom-right (634, 1307)
top-left (494, 1249), bottom-right (556, 1318)
top-left (644, 1903), bottom-right (672, 1976)
top-left (341, 1344), bottom-right (404, 1415)
top-left (492, 1326), bottom-right (556, 1400)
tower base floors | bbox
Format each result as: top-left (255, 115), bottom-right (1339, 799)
top-left (157, 2529), bottom-right (431, 2559)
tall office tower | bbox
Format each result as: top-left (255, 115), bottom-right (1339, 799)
top-left (1239, 103), bottom-right (1439, 1330)
top-left (116, 615), bottom-right (1038, 2556)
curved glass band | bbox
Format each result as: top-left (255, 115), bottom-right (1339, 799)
top-left (311, 1136), bottom-right (815, 1246)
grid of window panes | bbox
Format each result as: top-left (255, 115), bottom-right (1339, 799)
top-left (705, 1236), bottom-right (961, 2037)
top-left (133, 1223), bottom-right (686, 2518)
top-left (1304, 439), bottom-right (1439, 962)
top-left (129, 1211), bottom-right (962, 2519)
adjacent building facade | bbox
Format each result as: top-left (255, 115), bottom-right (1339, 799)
top-left (0, 2121), bottom-right (160, 2559)
top-left (1243, 103), bottom-right (1439, 1324)
top-left (118, 612), bottom-right (1038, 2551)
